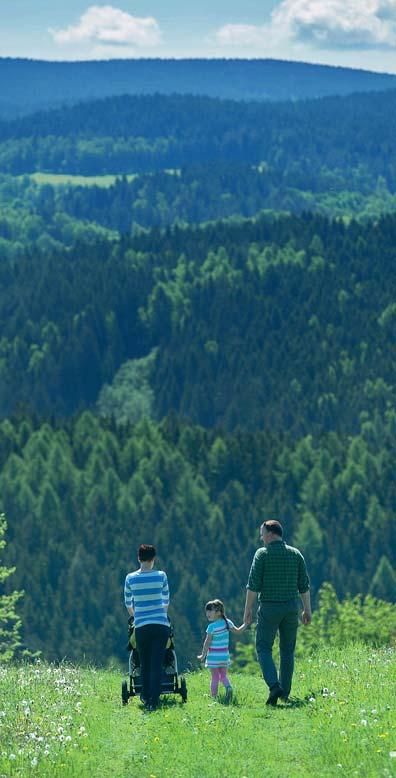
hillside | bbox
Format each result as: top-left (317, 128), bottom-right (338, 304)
top-left (1, 645), bottom-right (395, 777)
top-left (2, 65), bottom-right (396, 673)
top-left (2, 211), bottom-right (396, 433)
top-left (1, 57), bottom-right (396, 117)
top-left (2, 90), bottom-right (396, 188)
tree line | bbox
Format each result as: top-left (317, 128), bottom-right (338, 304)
top-left (3, 166), bottom-right (396, 261)
top-left (1, 412), bottom-right (396, 666)
top-left (1, 91), bottom-right (396, 190)
top-left (2, 211), bottom-right (396, 438)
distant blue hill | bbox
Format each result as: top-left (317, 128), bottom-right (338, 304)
top-left (1, 57), bottom-right (396, 116)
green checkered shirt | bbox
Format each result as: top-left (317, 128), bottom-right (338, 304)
top-left (247, 541), bottom-right (310, 602)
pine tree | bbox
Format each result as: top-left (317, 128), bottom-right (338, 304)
top-left (370, 556), bottom-right (396, 602)
top-left (0, 513), bottom-right (23, 662)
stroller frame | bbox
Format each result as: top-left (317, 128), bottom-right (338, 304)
top-left (122, 619), bottom-right (187, 706)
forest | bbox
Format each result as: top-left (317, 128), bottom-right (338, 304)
top-left (1, 73), bottom-right (396, 667)
top-left (2, 91), bottom-right (396, 185)
top-left (1, 57), bottom-right (396, 117)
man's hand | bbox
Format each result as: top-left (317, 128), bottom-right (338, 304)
top-left (244, 589), bottom-right (257, 626)
top-left (197, 654), bottom-right (205, 662)
top-left (301, 609), bottom-right (312, 625)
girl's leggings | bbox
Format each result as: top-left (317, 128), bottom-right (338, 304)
top-left (210, 667), bottom-right (231, 696)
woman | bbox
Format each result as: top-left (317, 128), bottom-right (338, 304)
top-left (124, 544), bottom-right (170, 710)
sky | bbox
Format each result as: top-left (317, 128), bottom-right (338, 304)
top-left (2, 0), bottom-right (396, 73)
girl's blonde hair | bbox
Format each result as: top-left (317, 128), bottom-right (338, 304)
top-left (205, 599), bottom-right (229, 629)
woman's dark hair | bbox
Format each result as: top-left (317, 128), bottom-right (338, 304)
top-left (138, 544), bottom-right (156, 562)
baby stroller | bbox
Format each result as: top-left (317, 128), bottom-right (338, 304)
top-left (121, 617), bottom-right (187, 705)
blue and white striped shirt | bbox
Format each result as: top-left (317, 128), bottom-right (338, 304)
top-left (124, 569), bottom-right (170, 628)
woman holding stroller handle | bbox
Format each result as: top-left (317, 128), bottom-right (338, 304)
top-left (124, 544), bottom-right (170, 711)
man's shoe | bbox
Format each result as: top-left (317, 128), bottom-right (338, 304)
top-left (266, 683), bottom-right (284, 706)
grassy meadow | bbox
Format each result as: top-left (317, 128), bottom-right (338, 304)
top-left (0, 645), bottom-right (395, 778)
top-left (25, 173), bottom-right (138, 187)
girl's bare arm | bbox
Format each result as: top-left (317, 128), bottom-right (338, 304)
top-left (229, 622), bottom-right (248, 634)
top-left (197, 633), bottom-right (212, 660)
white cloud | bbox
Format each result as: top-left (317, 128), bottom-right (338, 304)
top-left (215, 0), bottom-right (396, 51)
top-left (215, 24), bottom-right (271, 47)
top-left (50, 5), bottom-right (162, 48)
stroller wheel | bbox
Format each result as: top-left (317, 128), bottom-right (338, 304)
top-left (180, 677), bottom-right (187, 703)
top-left (122, 680), bottom-right (129, 706)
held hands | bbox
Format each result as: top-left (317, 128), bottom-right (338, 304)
top-left (197, 654), bottom-right (205, 662)
top-left (244, 608), bottom-right (253, 626)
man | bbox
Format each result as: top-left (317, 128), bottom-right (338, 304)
top-left (244, 519), bottom-right (312, 705)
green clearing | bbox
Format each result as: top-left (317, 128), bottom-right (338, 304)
top-left (26, 173), bottom-right (138, 187)
top-left (25, 170), bottom-right (181, 187)
top-left (1, 644), bottom-right (395, 777)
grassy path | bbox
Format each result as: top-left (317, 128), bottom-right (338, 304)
top-left (1, 646), bottom-right (395, 777)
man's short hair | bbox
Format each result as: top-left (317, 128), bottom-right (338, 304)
top-left (138, 544), bottom-right (156, 561)
top-left (262, 520), bottom-right (283, 537)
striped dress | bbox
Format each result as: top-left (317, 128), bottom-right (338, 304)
top-left (124, 569), bottom-right (170, 628)
top-left (205, 618), bottom-right (235, 668)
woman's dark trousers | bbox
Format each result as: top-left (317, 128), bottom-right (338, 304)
top-left (135, 623), bottom-right (170, 706)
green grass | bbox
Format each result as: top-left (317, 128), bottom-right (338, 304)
top-left (25, 170), bottom-right (181, 187)
top-left (0, 645), bottom-right (395, 777)
top-left (25, 173), bottom-right (138, 188)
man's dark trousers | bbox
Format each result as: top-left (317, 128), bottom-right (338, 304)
top-left (135, 623), bottom-right (170, 706)
top-left (255, 598), bottom-right (299, 697)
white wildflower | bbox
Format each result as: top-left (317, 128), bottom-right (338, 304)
top-left (361, 720), bottom-right (368, 727)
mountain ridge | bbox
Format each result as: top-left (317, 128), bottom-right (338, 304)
top-left (1, 56), bottom-right (396, 116)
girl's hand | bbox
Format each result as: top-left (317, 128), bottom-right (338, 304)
top-left (197, 654), bottom-right (204, 661)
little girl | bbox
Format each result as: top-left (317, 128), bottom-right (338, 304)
top-left (197, 599), bottom-right (247, 700)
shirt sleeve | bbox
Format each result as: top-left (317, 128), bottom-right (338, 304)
top-left (297, 553), bottom-right (310, 594)
top-left (247, 550), bottom-right (265, 592)
top-left (124, 575), bottom-right (134, 608)
top-left (162, 572), bottom-right (170, 606)
top-left (206, 622), bottom-right (214, 635)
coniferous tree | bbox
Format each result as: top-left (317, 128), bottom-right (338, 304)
top-left (0, 513), bottom-right (23, 661)
top-left (370, 556), bottom-right (396, 602)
